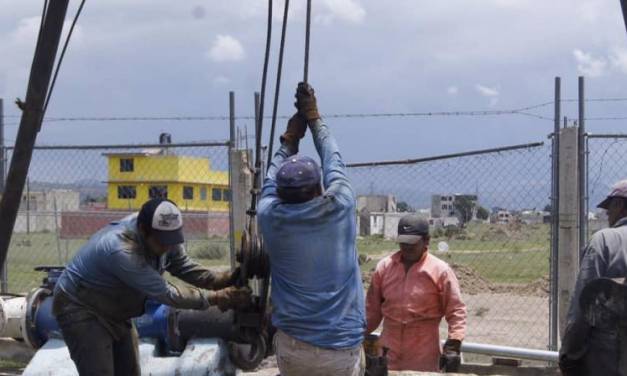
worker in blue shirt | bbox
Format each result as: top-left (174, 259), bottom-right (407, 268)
top-left (258, 83), bottom-right (366, 376)
top-left (53, 198), bottom-right (251, 375)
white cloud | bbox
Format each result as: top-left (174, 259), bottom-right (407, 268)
top-left (610, 47), bottom-right (627, 74)
top-left (573, 49), bottom-right (607, 77)
top-left (447, 86), bottom-right (459, 95)
top-left (318, 0), bottom-right (366, 24)
top-left (207, 34), bottom-right (245, 63)
top-left (475, 84), bottom-right (500, 106)
top-left (475, 84), bottom-right (499, 97)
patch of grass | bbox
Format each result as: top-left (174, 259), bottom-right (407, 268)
top-left (5, 233), bottom-right (232, 293)
top-left (0, 358), bottom-right (27, 370)
top-left (356, 236), bottom-right (397, 256)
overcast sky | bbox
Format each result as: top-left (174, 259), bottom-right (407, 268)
top-left (1, 0), bottom-right (627, 163)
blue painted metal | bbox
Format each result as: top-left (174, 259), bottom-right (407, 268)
top-left (134, 300), bottom-right (176, 352)
top-left (33, 295), bottom-right (59, 345)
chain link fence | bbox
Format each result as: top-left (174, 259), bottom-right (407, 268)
top-left (586, 134), bottom-right (627, 235)
top-left (347, 142), bottom-right (552, 350)
top-left (3, 141), bottom-right (231, 293)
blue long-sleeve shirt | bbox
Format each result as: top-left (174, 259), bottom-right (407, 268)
top-left (55, 214), bottom-right (215, 311)
top-left (258, 119), bottom-right (366, 350)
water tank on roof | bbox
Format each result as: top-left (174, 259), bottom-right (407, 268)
top-left (159, 133), bottom-right (172, 145)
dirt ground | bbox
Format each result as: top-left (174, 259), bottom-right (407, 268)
top-left (246, 268), bottom-right (551, 375)
top-left (363, 262), bottom-right (550, 350)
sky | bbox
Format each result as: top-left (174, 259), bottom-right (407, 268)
top-left (1, 0), bottom-right (627, 164)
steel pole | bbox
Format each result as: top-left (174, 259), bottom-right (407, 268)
top-left (0, 0), bottom-right (70, 273)
top-left (549, 77), bottom-right (561, 350)
top-left (228, 91), bottom-right (236, 271)
top-left (458, 341), bottom-right (559, 363)
top-left (578, 76), bottom-right (587, 250)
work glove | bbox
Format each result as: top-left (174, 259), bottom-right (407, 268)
top-left (558, 354), bottom-right (584, 376)
top-left (210, 267), bottom-right (240, 290)
top-left (280, 114), bottom-right (307, 151)
top-left (294, 82), bottom-right (321, 123)
top-left (439, 339), bottom-right (462, 373)
top-left (207, 286), bottom-right (252, 312)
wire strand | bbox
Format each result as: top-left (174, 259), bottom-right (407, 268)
top-left (267, 0), bottom-right (289, 170)
top-left (42, 0), bottom-right (86, 117)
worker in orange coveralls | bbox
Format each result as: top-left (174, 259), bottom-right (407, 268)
top-left (365, 214), bottom-right (467, 372)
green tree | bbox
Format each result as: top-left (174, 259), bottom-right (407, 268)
top-left (476, 206), bottom-right (489, 220)
top-left (453, 196), bottom-right (476, 227)
top-left (397, 201), bottom-right (414, 212)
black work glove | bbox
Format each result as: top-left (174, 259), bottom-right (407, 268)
top-left (280, 114), bottom-right (307, 152)
top-left (439, 339), bottom-right (462, 373)
top-left (294, 82), bottom-right (321, 123)
top-left (206, 286), bottom-right (252, 312)
top-left (210, 267), bottom-right (240, 290)
top-left (559, 354), bottom-right (584, 376)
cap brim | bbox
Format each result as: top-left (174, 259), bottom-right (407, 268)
top-left (154, 228), bottom-right (184, 246)
top-left (397, 235), bottom-right (423, 244)
top-left (598, 197), bottom-right (613, 210)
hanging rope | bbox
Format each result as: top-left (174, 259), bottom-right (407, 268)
top-left (267, 0), bottom-right (290, 170)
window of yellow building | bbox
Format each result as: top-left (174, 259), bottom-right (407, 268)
top-left (118, 185), bottom-right (137, 199)
top-left (222, 189), bottom-right (231, 202)
top-left (120, 158), bottom-right (134, 172)
top-left (212, 188), bottom-right (222, 201)
top-left (200, 187), bottom-right (207, 201)
top-left (149, 185), bottom-right (168, 199)
top-left (183, 186), bottom-right (194, 200)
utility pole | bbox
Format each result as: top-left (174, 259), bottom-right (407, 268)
top-left (0, 1), bottom-right (70, 273)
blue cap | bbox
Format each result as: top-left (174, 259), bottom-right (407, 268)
top-left (276, 155), bottom-right (321, 188)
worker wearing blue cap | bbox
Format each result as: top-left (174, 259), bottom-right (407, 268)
top-left (258, 83), bottom-right (365, 376)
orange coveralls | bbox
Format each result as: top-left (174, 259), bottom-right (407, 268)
top-left (366, 251), bottom-right (467, 371)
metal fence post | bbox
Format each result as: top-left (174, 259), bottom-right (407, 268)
top-left (228, 91), bottom-right (236, 271)
top-left (549, 77), bottom-right (560, 351)
top-left (578, 76), bottom-right (587, 252)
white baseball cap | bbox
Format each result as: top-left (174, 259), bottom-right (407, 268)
top-left (598, 179), bottom-right (627, 210)
top-left (138, 199), bottom-right (184, 245)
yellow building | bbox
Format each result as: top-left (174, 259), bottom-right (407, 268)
top-left (105, 149), bottom-right (229, 212)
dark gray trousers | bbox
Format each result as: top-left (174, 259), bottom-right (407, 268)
top-left (54, 293), bottom-right (140, 376)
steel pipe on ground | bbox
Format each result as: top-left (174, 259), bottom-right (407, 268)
top-left (0, 297), bottom-right (26, 340)
top-left (458, 341), bottom-right (558, 362)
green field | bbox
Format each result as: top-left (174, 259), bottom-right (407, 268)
top-left (357, 222), bottom-right (550, 284)
top-left (6, 222), bottom-right (549, 293)
top-left (5, 232), bottom-right (231, 294)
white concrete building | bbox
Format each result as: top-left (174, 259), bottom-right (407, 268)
top-left (11, 190), bottom-right (80, 233)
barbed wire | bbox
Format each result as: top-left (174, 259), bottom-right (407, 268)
top-left (2, 97), bottom-right (627, 126)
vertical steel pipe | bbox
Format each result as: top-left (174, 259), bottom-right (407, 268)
top-left (549, 77), bottom-right (561, 350)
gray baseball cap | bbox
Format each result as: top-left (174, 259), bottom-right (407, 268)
top-left (598, 179), bottom-right (627, 209)
top-left (397, 215), bottom-right (429, 244)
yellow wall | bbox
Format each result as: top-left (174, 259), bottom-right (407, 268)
top-left (106, 154), bottom-right (230, 211)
